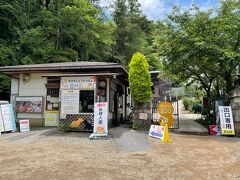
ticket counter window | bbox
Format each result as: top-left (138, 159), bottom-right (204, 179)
top-left (79, 90), bottom-right (94, 113)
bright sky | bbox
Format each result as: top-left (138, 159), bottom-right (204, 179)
top-left (100, 0), bottom-right (219, 20)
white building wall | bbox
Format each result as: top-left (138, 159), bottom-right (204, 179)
top-left (10, 78), bottom-right (19, 109)
top-left (11, 78), bottom-right (19, 94)
top-left (17, 73), bottom-right (47, 122)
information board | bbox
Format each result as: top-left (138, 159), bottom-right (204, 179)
top-left (1, 104), bottom-right (16, 132)
top-left (219, 106), bottom-right (235, 135)
top-left (45, 111), bottom-right (59, 126)
top-left (19, 119), bottom-right (30, 132)
top-left (60, 90), bottom-right (79, 119)
top-left (93, 102), bottom-right (108, 136)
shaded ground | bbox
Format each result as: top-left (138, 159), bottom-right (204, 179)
top-left (174, 100), bottom-right (208, 135)
top-left (0, 128), bottom-right (240, 180)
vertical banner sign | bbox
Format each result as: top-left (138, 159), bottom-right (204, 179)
top-left (94, 102), bottom-right (108, 136)
top-left (60, 90), bottom-right (79, 119)
top-left (19, 119), bottom-right (30, 132)
top-left (1, 104), bottom-right (16, 131)
top-left (219, 106), bottom-right (235, 135)
top-left (0, 108), bottom-right (4, 132)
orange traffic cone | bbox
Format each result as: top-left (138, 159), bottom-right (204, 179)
top-left (162, 123), bottom-right (171, 142)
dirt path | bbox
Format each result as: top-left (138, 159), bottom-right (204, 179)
top-left (0, 129), bottom-right (239, 180)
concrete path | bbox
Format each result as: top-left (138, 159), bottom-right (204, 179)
top-left (110, 126), bottom-right (151, 152)
top-left (174, 100), bottom-right (208, 135)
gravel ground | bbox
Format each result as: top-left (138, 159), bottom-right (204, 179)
top-left (0, 129), bottom-right (240, 180)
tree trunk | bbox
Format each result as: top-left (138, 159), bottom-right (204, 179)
top-left (224, 71), bottom-right (234, 93)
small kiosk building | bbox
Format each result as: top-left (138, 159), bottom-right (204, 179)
top-left (0, 62), bottom-right (129, 131)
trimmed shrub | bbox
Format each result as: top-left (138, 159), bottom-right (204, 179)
top-left (128, 52), bottom-right (152, 103)
top-left (183, 97), bottom-right (192, 110)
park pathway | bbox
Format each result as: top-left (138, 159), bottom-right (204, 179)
top-left (173, 100), bottom-right (208, 135)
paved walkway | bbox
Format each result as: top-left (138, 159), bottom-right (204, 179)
top-left (174, 100), bottom-right (208, 135)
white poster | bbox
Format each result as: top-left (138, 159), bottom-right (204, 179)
top-left (149, 125), bottom-right (165, 139)
top-left (45, 111), bottom-right (59, 126)
top-left (0, 109), bottom-right (4, 132)
top-left (94, 102), bottom-right (108, 136)
top-left (1, 104), bottom-right (14, 131)
top-left (61, 76), bottom-right (96, 90)
top-left (19, 119), bottom-right (30, 132)
top-left (219, 106), bottom-right (235, 135)
top-left (60, 90), bottom-right (79, 119)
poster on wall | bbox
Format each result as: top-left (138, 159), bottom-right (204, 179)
top-left (0, 109), bottom-right (4, 132)
top-left (219, 106), bottom-right (235, 135)
top-left (60, 90), bottom-right (79, 119)
top-left (1, 104), bottom-right (16, 132)
top-left (45, 111), bottom-right (59, 126)
top-left (15, 96), bottom-right (43, 113)
top-left (60, 76), bottom-right (96, 90)
top-left (93, 102), bottom-right (108, 136)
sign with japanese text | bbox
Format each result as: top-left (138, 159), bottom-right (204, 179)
top-left (45, 111), bottom-right (59, 126)
top-left (60, 76), bottom-right (96, 90)
top-left (219, 106), bottom-right (235, 135)
top-left (19, 119), bottom-right (30, 132)
top-left (60, 90), bottom-right (79, 119)
top-left (139, 113), bottom-right (148, 120)
top-left (94, 102), bottom-right (108, 136)
top-left (149, 125), bottom-right (165, 139)
top-left (1, 104), bottom-right (16, 132)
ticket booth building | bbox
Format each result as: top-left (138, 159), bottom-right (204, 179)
top-left (0, 62), bottom-right (128, 131)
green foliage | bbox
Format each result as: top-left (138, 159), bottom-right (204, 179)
top-left (112, 0), bottom-right (158, 67)
top-left (154, 1), bottom-right (240, 97)
top-left (183, 96), bottom-right (202, 113)
top-left (129, 52), bottom-right (152, 103)
top-left (0, 74), bottom-right (10, 92)
top-left (192, 104), bottom-right (202, 114)
top-left (182, 97), bottom-right (192, 110)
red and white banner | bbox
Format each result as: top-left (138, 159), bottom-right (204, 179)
top-left (94, 102), bottom-right (108, 136)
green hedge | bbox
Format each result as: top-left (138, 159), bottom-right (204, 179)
top-left (129, 52), bottom-right (152, 103)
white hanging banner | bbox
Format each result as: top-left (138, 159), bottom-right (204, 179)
top-left (219, 106), bottom-right (235, 135)
top-left (93, 102), bottom-right (108, 136)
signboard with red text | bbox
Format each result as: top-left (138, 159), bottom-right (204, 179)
top-left (94, 102), bottom-right (108, 136)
